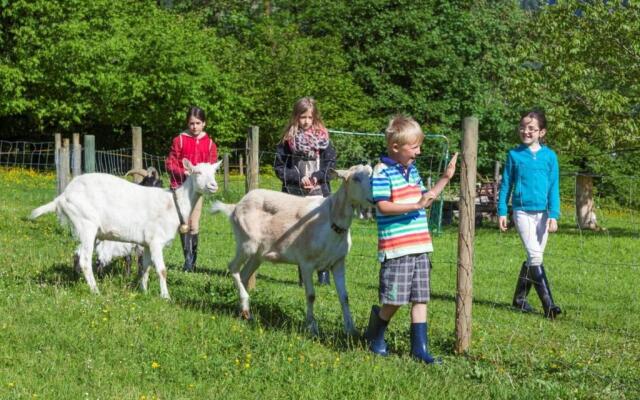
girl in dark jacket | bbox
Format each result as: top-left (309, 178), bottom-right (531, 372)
top-left (274, 97), bottom-right (336, 285)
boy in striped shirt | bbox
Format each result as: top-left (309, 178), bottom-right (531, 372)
top-left (365, 115), bottom-right (458, 364)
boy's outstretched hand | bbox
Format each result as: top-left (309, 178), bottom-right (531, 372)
top-left (443, 153), bottom-right (459, 180)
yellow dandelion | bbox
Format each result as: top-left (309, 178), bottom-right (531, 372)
top-left (235, 358), bottom-right (240, 365)
top-left (287, 357), bottom-right (293, 363)
top-left (7, 382), bottom-right (15, 388)
top-left (244, 363), bottom-right (250, 369)
top-left (151, 361), bottom-right (160, 369)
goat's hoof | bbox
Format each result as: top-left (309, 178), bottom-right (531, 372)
top-left (240, 310), bottom-right (252, 321)
top-left (307, 322), bottom-right (319, 337)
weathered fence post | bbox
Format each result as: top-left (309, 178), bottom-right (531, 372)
top-left (223, 153), bottom-right (230, 193)
top-left (132, 126), bottom-right (143, 182)
top-left (72, 133), bottom-right (82, 178)
top-left (239, 154), bottom-right (244, 176)
top-left (245, 125), bottom-right (259, 290)
top-left (84, 135), bottom-right (96, 173)
top-left (59, 138), bottom-right (71, 194)
top-left (576, 174), bottom-right (598, 230)
top-left (455, 116), bottom-right (478, 354)
top-left (245, 126), bottom-right (259, 194)
top-left (55, 133), bottom-right (62, 194)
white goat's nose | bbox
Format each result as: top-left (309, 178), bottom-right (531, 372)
top-left (207, 183), bottom-right (218, 193)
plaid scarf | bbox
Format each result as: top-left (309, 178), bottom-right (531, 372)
top-left (287, 127), bottom-right (329, 159)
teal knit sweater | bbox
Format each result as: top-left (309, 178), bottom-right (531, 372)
top-left (497, 144), bottom-right (561, 219)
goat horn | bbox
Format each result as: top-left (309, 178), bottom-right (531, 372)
top-left (125, 169), bottom-right (149, 178)
top-left (146, 166), bottom-right (159, 178)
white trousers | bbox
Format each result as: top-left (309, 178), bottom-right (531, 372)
top-left (513, 210), bottom-right (549, 266)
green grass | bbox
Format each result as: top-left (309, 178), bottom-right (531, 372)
top-left (1, 168), bottom-right (638, 399)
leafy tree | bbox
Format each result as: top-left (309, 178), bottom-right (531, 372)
top-left (507, 1), bottom-right (640, 208)
top-left (0, 0), bottom-right (249, 152)
top-left (270, 0), bottom-right (527, 172)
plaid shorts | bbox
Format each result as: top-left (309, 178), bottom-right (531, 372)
top-left (379, 253), bottom-right (431, 305)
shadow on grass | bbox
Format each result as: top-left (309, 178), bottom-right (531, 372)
top-left (170, 274), bottom-right (367, 352)
top-left (34, 263), bottom-right (81, 289)
top-left (557, 226), bottom-right (639, 238)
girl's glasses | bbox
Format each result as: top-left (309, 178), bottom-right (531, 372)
top-left (519, 127), bottom-right (540, 134)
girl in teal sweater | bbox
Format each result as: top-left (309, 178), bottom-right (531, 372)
top-left (498, 110), bottom-right (562, 319)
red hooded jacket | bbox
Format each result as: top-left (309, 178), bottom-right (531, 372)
top-left (166, 132), bottom-right (218, 189)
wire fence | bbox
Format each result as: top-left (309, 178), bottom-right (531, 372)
top-left (4, 138), bottom-right (639, 361)
top-left (0, 141), bottom-right (56, 170)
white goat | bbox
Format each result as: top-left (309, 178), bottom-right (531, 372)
top-left (211, 164), bottom-right (373, 335)
top-left (30, 159), bottom-right (221, 298)
top-left (73, 166), bottom-right (164, 276)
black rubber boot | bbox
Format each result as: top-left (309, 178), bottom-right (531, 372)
top-left (317, 270), bottom-right (331, 286)
top-left (530, 264), bottom-right (562, 319)
top-left (410, 322), bottom-right (442, 365)
top-left (512, 262), bottom-right (534, 312)
top-left (191, 233), bottom-right (199, 271)
top-left (181, 233), bottom-right (195, 272)
top-left (365, 305), bottom-right (389, 356)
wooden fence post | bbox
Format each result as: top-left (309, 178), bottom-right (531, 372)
top-left (132, 126), bottom-right (142, 182)
top-left (223, 153), bottom-right (230, 193)
top-left (72, 133), bottom-right (82, 177)
top-left (455, 116), bottom-right (478, 354)
top-left (84, 135), bottom-right (96, 173)
top-left (55, 133), bottom-right (62, 194)
top-left (245, 126), bottom-right (259, 289)
top-left (59, 138), bottom-right (71, 194)
top-left (239, 154), bottom-right (244, 176)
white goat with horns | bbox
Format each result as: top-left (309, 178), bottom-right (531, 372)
top-left (211, 164), bottom-right (373, 335)
top-left (31, 159), bottom-right (221, 298)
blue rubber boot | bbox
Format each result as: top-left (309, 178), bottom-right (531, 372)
top-left (365, 305), bottom-right (389, 356)
top-left (410, 323), bottom-right (442, 365)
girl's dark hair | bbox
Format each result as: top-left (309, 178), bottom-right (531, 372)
top-left (186, 106), bottom-right (206, 123)
top-left (521, 109), bottom-right (546, 130)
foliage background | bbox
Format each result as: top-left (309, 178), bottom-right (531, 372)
top-left (1, 0), bottom-right (639, 203)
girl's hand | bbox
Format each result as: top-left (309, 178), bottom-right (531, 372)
top-left (547, 218), bottom-right (558, 233)
top-left (301, 176), bottom-right (317, 189)
top-left (442, 153), bottom-right (459, 180)
top-left (499, 216), bottom-right (508, 232)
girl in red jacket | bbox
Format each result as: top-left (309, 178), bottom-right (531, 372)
top-left (166, 106), bottom-right (218, 272)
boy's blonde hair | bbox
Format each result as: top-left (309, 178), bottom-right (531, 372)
top-left (385, 115), bottom-right (424, 149)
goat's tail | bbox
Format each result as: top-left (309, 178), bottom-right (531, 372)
top-left (210, 200), bottom-right (235, 217)
top-left (29, 199), bottom-right (58, 220)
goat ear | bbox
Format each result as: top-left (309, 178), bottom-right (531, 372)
top-left (329, 168), bottom-right (349, 181)
top-left (182, 158), bottom-right (194, 173)
top-left (214, 160), bottom-right (223, 170)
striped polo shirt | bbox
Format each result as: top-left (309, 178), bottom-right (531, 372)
top-left (372, 156), bottom-right (433, 262)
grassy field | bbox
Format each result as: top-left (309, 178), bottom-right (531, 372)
top-left (0, 168), bottom-right (638, 399)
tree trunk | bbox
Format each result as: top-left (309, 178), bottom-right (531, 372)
top-left (575, 174), bottom-right (598, 230)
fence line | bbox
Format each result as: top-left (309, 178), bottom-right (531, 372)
top-left (0, 141), bottom-right (56, 170)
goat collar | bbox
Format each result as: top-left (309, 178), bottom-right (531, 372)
top-left (171, 188), bottom-right (189, 234)
top-left (331, 222), bottom-right (348, 235)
